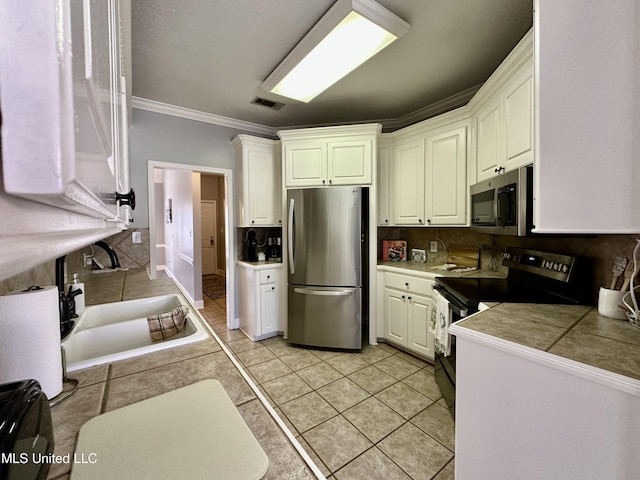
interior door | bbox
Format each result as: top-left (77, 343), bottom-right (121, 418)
top-left (201, 201), bottom-right (217, 275)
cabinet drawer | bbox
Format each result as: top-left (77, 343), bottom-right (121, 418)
top-left (384, 272), bottom-right (433, 296)
top-left (259, 270), bottom-right (276, 285)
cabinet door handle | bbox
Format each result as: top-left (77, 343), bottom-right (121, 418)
top-left (115, 188), bottom-right (136, 210)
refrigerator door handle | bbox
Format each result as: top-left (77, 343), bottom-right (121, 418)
top-left (288, 197), bottom-right (295, 274)
top-left (293, 287), bottom-right (355, 297)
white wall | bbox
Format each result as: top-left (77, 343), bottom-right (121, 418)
top-left (162, 169), bottom-right (201, 305)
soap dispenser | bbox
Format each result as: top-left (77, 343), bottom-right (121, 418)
top-left (70, 273), bottom-right (85, 316)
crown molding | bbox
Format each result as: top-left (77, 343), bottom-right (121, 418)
top-left (377, 84), bottom-right (481, 132)
top-left (132, 83), bottom-right (481, 136)
top-left (131, 97), bottom-right (278, 136)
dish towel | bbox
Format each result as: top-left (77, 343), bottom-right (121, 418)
top-left (147, 305), bottom-right (189, 342)
top-left (430, 289), bottom-right (452, 356)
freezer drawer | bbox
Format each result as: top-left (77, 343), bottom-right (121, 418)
top-left (287, 285), bottom-right (361, 350)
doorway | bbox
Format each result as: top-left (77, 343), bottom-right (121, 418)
top-left (147, 161), bottom-right (236, 327)
top-left (201, 200), bottom-right (217, 275)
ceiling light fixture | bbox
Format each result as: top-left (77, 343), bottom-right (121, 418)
top-left (261, 0), bottom-right (410, 103)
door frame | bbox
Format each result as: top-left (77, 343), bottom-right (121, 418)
top-left (200, 199), bottom-right (217, 275)
top-left (147, 160), bottom-right (236, 328)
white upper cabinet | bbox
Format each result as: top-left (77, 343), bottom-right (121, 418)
top-left (503, 61), bottom-right (534, 171)
top-left (534, 0), bottom-right (640, 233)
top-left (377, 138), bottom-right (392, 226)
top-left (0, 0), bottom-right (131, 223)
top-left (327, 138), bottom-right (373, 185)
top-left (0, 1), bottom-right (131, 281)
top-left (279, 124), bottom-right (381, 188)
top-left (475, 97), bottom-right (501, 182)
top-left (283, 140), bottom-right (327, 187)
top-left (426, 124), bottom-right (467, 225)
top-left (232, 135), bottom-right (281, 227)
top-left (385, 110), bottom-right (469, 227)
top-left (392, 139), bottom-right (426, 225)
top-left (471, 30), bottom-right (534, 183)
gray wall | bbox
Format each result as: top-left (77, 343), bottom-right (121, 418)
top-left (128, 108), bottom-right (270, 228)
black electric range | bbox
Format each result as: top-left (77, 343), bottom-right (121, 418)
top-left (433, 247), bottom-right (590, 417)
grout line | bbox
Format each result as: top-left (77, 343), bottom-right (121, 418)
top-left (197, 308), bottom-right (327, 480)
top-left (205, 300), bottom-right (453, 480)
top-left (100, 364), bottom-right (112, 414)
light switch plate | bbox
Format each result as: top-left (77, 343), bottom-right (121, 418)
top-left (430, 241), bottom-right (438, 253)
top-left (132, 231), bottom-right (142, 244)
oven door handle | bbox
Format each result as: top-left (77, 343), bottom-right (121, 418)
top-left (434, 285), bottom-right (468, 317)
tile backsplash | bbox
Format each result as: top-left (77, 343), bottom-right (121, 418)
top-left (2, 225), bottom-right (637, 307)
top-left (0, 229), bottom-right (151, 296)
top-left (379, 227), bottom-right (640, 304)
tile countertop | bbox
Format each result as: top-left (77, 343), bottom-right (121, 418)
top-left (377, 261), bottom-right (507, 279)
top-left (451, 303), bottom-right (640, 384)
top-left (237, 260), bottom-right (283, 269)
top-left (47, 268), bottom-right (315, 480)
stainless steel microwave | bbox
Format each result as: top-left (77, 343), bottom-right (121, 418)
top-left (470, 165), bottom-right (533, 236)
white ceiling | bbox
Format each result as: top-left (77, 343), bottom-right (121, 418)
top-left (131, 0), bottom-right (533, 132)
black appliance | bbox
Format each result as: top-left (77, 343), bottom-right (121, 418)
top-left (245, 230), bottom-right (258, 262)
top-left (434, 247), bottom-right (589, 417)
top-left (0, 380), bottom-right (54, 480)
top-left (267, 233), bottom-right (281, 262)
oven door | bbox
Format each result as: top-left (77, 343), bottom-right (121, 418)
top-left (433, 286), bottom-right (473, 419)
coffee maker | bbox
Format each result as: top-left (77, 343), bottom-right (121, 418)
top-left (245, 230), bottom-right (258, 262)
top-left (267, 233), bottom-right (281, 262)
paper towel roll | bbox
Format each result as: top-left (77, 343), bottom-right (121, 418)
top-left (0, 286), bottom-right (62, 399)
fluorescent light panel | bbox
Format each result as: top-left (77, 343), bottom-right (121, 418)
top-left (262, 0), bottom-right (409, 103)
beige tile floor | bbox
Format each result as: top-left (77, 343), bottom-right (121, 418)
top-left (47, 271), bottom-right (315, 480)
top-left (200, 294), bottom-right (455, 480)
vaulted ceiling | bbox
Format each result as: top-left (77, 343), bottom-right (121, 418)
top-left (131, 0), bottom-right (533, 131)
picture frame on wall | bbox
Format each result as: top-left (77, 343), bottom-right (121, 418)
top-left (165, 198), bottom-right (173, 223)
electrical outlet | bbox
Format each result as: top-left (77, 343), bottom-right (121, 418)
top-left (430, 241), bottom-right (438, 253)
top-left (132, 231), bottom-right (142, 244)
top-left (84, 254), bottom-right (93, 266)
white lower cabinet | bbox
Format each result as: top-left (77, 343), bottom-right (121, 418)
top-left (381, 270), bottom-right (435, 360)
top-left (237, 262), bottom-right (282, 341)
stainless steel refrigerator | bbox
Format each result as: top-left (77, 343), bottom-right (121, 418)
top-left (287, 186), bottom-right (364, 350)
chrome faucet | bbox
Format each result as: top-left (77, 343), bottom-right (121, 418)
top-left (55, 256), bottom-right (81, 339)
